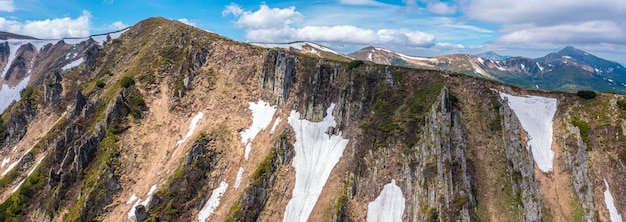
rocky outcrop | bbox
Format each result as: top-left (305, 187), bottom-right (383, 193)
top-left (563, 119), bottom-right (596, 221)
top-left (500, 96), bottom-right (542, 221)
top-left (43, 71), bottom-right (63, 105)
top-left (261, 51), bottom-right (296, 105)
top-left (406, 88), bottom-right (475, 221)
top-left (226, 132), bottom-right (294, 221)
top-left (1, 98), bottom-right (35, 147)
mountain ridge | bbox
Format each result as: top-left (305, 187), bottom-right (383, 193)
top-left (0, 17), bottom-right (624, 221)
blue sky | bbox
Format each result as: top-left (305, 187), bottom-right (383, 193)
top-left (1, 0), bottom-right (625, 64)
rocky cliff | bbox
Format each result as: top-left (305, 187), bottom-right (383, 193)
top-left (0, 17), bottom-right (624, 222)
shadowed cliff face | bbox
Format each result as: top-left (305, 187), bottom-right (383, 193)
top-left (0, 17), bottom-right (624, 222)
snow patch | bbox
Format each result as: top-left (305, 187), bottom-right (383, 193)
top-left (175, 112), bottom-right (204, 147)
top-left (604, 179), bottom-right (623, 222)
top-left (500, 93), bottom-right (557, 173)
top-left (1, 158), bottom-right (9, 168)
top-left (520, 63), bottom-right (525, 69)
top-left (127, 184), bottom-right (158, 219)
top-left (234, 167), bottom-right (244, 189)
top-left (61, 57), bottom-right (84, 70)
top-left (368, 52), bottom-right (373, 62)
top-left (10, 156), bottom-right (44, 194)
top-left (0, 76), bottom-right (30, 113)
top-left (270, 117), bottom-right (282, 134)
top-left (241, 100), bottom-right (276, 160)
top-left (0, 41), bottom-right (26, 78)
top-left (198, 181), bottom-right (228, 222)
top-left (283, 104), bottom-right (349, 222)
top-left (477, 57), bottom-right (484, 65)
top-left (537, 62), bottom-right (544, 72)
top-left (562, 55), bottom-right (572, 59)
top-left (472, 63), bottom-right (488, 76)
top-left (126, 194), bottom-right (138, 204)
top-left (366, 180), bottom-right (405, 222)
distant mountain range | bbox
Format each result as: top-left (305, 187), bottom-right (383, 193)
top-left (347, 45), bottom-right (626, 93)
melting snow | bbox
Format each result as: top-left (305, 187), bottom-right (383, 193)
top-left (562, 55), bottom-right (572, 59)
top-left (520, 64), bottom-right (525, 69)
top-left (126, 194), bottom-right (138, 204)
top-left (536, 62), bottom-right (544, 72)
top-left (604, 179), bottom-right (623, 222)
top-left (175, 112), bottom-right (204, 147)
top-left (368, 53), bottom-right (373, 62)
top-left (10, 157), bottom-right (44, 194)
top-left (0, 75), bottom-right (31, 113)
top-left (61, 58), bottom-right (84, 70)
top-left (0, 41), bottom-right (25, 78)
top-left (270, 117), bottom-right (282, 134)
top-left (198, 181), bottom-right (228, 222)
top-left (1, 158), bottom-right (9, 168)
top-left (477, 57), bottom-right (485, 65)
top-left (283, 103), bottom-right (349, 222)
top-left (366, 180), bottom-right (405, 222)
top-left (241, 100), bottom-right (277, 160)
top-left (127, 184), bottom-right (158, 219)
top-left (500, 93), bottom-right (557, 173)
top-left (234, 167), bottom-right (244, 189)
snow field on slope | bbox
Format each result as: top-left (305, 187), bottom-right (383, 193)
top-left (500, 92), bottom-right (557, 172)
top-left (283, 103), bottom-right (349, 222)
top-left (366, 180), bottom-right (405, 222)
top-left (0, 76), bottom-right (30, 113)
top-left (604, 179), bottom-right (623, 222)
top-left (198, 181), bottom-right (228, 222)
top-left (175, 112), bottom-right (204, 147)
top-left (270, 117), bottom-right (282, 134)
top-left (127, 184), bottom-right (157, 219)
top-left (61, 58), bottom-right (84, 70)
top-left (234, 167), bottom-right (244, 189)
top-left (11, 156), bottom-right (45, 194)
top-left (240, 100), bottom-right (277, 160)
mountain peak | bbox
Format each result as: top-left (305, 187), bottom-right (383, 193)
top-left (475, 51), bottom-right (510, 60)
top-left (558, 45), bottom-right (586, 56)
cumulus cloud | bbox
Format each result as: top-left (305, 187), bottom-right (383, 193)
top-left (225, 4), bottom-right (436, 47)
top-left (0, 10), bottom-right (91, 39)
top-left (0, 0), bottom-right (14, 12)
top-left (177, 18), bottom-right (198, 27)
top-left (107, 21), bottom-right (127, 30)
top-left (225, 4), bottom-right (303, 29)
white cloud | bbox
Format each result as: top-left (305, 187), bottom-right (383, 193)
top-left (222, 3), bottom-right (243, 16)
top-left (0, 10), bottom-right (91, 39)
top-left (225, 4), bottom-right (436, 47)
top-left (463, 0), bottom-right (626, 25)
top-left (177, 18), bottom-right (197, 27)
top-left (107, 21), bottom-right (127, 30)
top-left (228, 4), bottom-right (303, 29)
top-left (494, 20), bottom-right (626, 46)
top-left (0, 0), bottom-right (14, 12)
top-left (426, 2), bottom-right (457, 14)
top-left (339, 0), bottom-right (389, 7)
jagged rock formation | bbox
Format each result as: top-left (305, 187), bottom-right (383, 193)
top-left (0, 17), bottom-right (624, 222)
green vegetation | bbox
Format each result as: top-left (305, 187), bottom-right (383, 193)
top-left (95, 80), bottom-right (106, 88)
top-left (617, 100), bottom-right (626, 110)
top-left (64, 130), bottom-right (120, 221)
top-left (21, 86), bottom-right (34, 100)
top-left (104, 70), bottom-right (113, 76)
top-left (571, 118), bottom-right (591, 150)
top-left (224, 196), bottom-right (243, 222)
top-left (0, 167), bottom-right (46, 221)
top-left (120, 76), bottom-right (136, 88)
top-left (348, 60), bottom-right (364, 69)
top-left (448, 93), bottom-right (459, 107)
top-left (576, 90), bottom-right (596, 100)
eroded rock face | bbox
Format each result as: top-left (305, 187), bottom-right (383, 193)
top-left (43, 71), bottom-right (63, 105)
top-left (563, 121), bottom-right (596, 221)
top-left (500, 96), bottom-right (542, 221)
top-left (261, 51), bottom-right (295, 105)
top-left (406, 88), bottom-right (475, 221)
